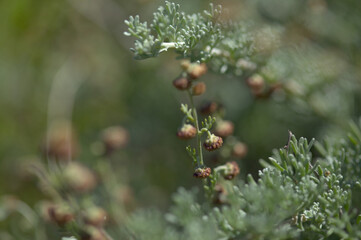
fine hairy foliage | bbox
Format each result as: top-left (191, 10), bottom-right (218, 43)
top-left (121, 126), bottom-right (361, 240)
top-left (124, 1), bottom-right (259, 77)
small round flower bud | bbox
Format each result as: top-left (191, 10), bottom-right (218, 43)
top-left (101, 126), bottom-right (129, 154)
top-left (42, 120), bottom-right (78, 160)
top-left (214, 120), bottom-right (234, 138)
top-left (232, 142), bottom-right (248, 158)
top-left (177, 124), bottom-right (197, 139)
top-left (83, 207), bottom-right (107, 227)
top-left (199, 101), bottom-right (218, 115)
top-left (223, 161), bottom-right (240, 180)
top-left (180, 60), bottom-right (191, 71)
top-left (192, 82), bottom-right (206, 96)
top-left (193, 167), bottom-right (211, 178)
top-left (63, 162), bottom-right (97, 193)
top-left (204, 134), bottom-right (223, 151)
top-left (188, 63), bottom-right (207, 79)
top-left (247, 74), bottom-right (264, 93)
top-left (324, 170), bottom-right (331, 177)
top-left (173, 76), bottom-right (191, 90)
top-left (43, 203), bottom-right (74, 226)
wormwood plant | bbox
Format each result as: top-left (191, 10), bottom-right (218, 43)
top-left (3, 2), bottom-right (361, 240)
top-left (121, 2), bottom-right (361, 240)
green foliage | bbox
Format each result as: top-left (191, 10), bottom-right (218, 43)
top-left (122, 124), bottom-right (361, 239)
top-left (125, 1), bottom-right (258, 78)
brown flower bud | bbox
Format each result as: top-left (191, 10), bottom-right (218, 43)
top-left (192, 82), bottom-right (206, 96)
top-left (43, 203), bottom-right (74, 226)
top-left (324, 170), bottom-right (331, 177)
top-left (188, 63), bottom-right (207, 79)
top-left (193, 167), bottom-right (211, 178)
top-left (223, 161), bottom-right (240, 180)
top-left (63, 163), bottom-right (97, 193)
top-left (83, 207), bottom-right (107, 227)
top-left (232, 142), bottom-right (248, 158)
top-left (177, 124), bottom-right (197, 139)
top-left (180, 60), bottom-right (191, 71)
top-left (101, 126), bottom-right (129, 154)
top-left (247, 74), bottom-right (264, 94)
top-left (199, 101), bottom-right (218, 115)
top-left (204, 134), bottom-right (223, 151)
top-left (173, 76), bottom-right (191, 90)
top-left (42, 120), bottom-right (78, 160)
top-left (214, 120), bottom-right (234, 138)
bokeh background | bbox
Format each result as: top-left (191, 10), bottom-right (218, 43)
top-left (1, 0), bottom-right (361, 237)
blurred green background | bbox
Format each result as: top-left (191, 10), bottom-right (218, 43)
top-left (1, 0), bottom-right (361, 230)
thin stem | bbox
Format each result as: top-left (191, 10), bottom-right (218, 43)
top-left (187, 89), bottom-right (204, 166)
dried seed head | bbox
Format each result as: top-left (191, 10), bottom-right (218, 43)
top-left (193, 167), bottom-right (212, 178)
top-left (173, 76), bottom-right (191, 90)
top-left (204, 134), bottom-right (223, 151)
top-left (177, 124), bottom-right (197, 139)
top-left (223, 161), bottom-right (240, 180)
top-left (192, 82), bottom-right (206, 96)
top-left (63, 162), bottom-right (97, 193)
top-left (214, 120), bottom-right (234, 138)
top-left (101, 126), bottom-right (129, 154)
top-left (188, 63), bottom-right (207, 79)
top-left (247, 74), bottom-right (265, 93)
top-left (83, 207), bottom-right (107, 227)
top-left (232, 142), bottom-right (248, 158)
top-left (199, 101), bottom-right (218, 115)
top-left (44, 203), bottom-right (74, 226)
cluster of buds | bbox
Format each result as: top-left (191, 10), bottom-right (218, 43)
top-left (177, 124), bottom-right (197, 139)
top-left (193, 167), bottom-right (211, 178)
top-left (63, 162), bottom-right (97, 193)
top-left (204, 134), bottom-right (223, 151)
top-left (214, 120), bottom-right (234, 138)
top-left (173, 61), bottom-right (208, 96)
